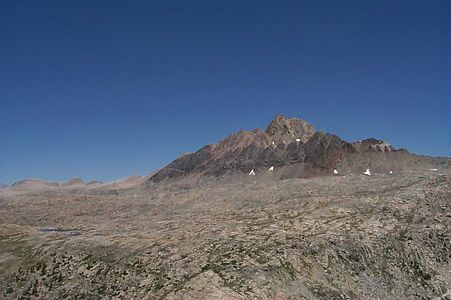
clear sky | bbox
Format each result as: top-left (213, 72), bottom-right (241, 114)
top-left (1, 1), bottom-right (450, 185)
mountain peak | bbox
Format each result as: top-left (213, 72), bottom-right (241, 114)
top-left (147, 115), bottom-right (426, 183)
top-left (265, 114), bottom-right (316, 144)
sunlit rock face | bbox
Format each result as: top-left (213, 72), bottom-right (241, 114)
top-left (264, 114), bottom-right (316, 144)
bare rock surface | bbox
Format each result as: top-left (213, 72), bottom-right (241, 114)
top-left (0, 170), bottom-right (449, 299)
top-left (264, 114), bottom-right (316, 144)
top-left (149, 115), bottom-right (449, 183)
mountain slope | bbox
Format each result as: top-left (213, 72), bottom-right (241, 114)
top-left (149, 115), bottom-right (443, 183)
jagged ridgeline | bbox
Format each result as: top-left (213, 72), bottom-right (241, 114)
top-left (149, 115), bottom-right (448, 182)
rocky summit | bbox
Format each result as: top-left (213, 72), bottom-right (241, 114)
top-left (149, 115), bottom-right (448, 183)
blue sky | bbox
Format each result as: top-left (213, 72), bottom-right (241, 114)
top-left (1, 1), bottom-right (450, 184)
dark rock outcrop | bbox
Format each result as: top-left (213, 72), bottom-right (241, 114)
top-left (303, 132), bottom-right (356, 169)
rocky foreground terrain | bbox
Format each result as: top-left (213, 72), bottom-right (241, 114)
top-left (0, 169), bottom-right (450, 299)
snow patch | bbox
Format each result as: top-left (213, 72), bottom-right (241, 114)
top-left (430, 168), bottom-right (438, 171)
top-left (269, 166), bottom-right (274, 172)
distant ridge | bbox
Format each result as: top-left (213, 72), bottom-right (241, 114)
top-left (5, 175), bottom-right (151, 193)
top-left (149, 115), bottom-right (450, 183)
top-left (11, 179), bottom-right (60, 190)
top-left (87, 175), bottom-right (146, 190)
top-left (10, 178), bottom-right (85, 190)
top-left (60, 178), bottom-right (84, 187)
